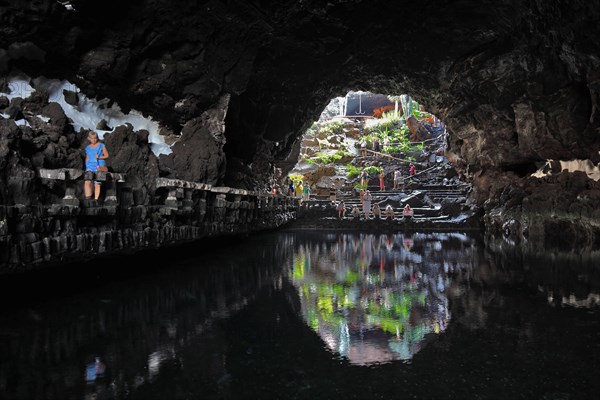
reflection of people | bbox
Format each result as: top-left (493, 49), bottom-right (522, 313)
top-left (85, 357), bottom-right (106, 383)
top-left (84, 131), bottom-right (109, 201)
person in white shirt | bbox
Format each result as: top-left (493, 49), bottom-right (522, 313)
top-left (393, 169), bottom-right (402, 190)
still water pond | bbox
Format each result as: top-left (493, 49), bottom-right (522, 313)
top-left (0, 231), bottom-right (599, 399)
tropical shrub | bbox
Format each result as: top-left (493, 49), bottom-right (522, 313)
top-left (316, 120), bottom-right (345, 137)
top-left (307, 148), bottom-right (352, 164)
top-left (345, 164), bottom-right (361, 178)
top-left (288, 173), bottom-right (304, 185)
top-left (363, 165), bottom-right (382, 175)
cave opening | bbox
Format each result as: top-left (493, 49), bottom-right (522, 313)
top-left (276, 90), bottom-right (456, 196)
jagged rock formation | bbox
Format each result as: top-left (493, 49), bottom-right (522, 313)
top-left (2, 0), bottom-right (600, 246)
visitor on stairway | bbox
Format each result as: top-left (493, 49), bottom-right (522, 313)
top-left (337, 200), bottom-right (346, 219)
top-left (360, 169), bottom-right (368, 188)
top-left (409, 163), bottom-right (417, 176)
top-left (351, 204), bottom-right (361, 219)
top-left (302, 183), bottom-right (311, 201)
top-left (385, 204), bottom-right (395, 219)
top-left (372, 203), bottom-right (381, 219)
top-left (393, 169), bottom-right (401, 190)
top-left (402, 204), bottom-right (414, 220)
top-left (362, 190), bottom-right (372, 219)
top-left (360, 138), bottom-right (367, 157)
top-left (373, 138), bottom-right (380, 152)
top-left (379, 170), bottom-right (385, 191)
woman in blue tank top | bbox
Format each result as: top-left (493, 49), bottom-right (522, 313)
top-left (84, 131), bottom-right (109, 201)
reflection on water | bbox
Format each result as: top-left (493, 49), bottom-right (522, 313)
top-left (289, 233), bottom-right (478, 365)
top-left (0, 237), bottom-right (293, 400)
top-left (0, 232), bottom-right (599, 399)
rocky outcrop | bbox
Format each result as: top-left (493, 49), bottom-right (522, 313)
top-left (160, 95), bottom-right (229, 185)
top-left (1, 0), bottom-right (600, 246)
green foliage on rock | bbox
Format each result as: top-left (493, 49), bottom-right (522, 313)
top-left (363, 165), bottom-right (382, 175)
top-left (316, 120), bottom-right (345, 137)
top-left (345, 164), bottom-right (361, 178)
top-left (307, 148), bottom-right (352, 164)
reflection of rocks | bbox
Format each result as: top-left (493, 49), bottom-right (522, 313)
top-left (0, 238), bottom-right (291, 399)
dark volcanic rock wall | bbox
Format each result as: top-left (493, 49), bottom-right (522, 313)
top-left (2, 0), bottom-right (600, 245)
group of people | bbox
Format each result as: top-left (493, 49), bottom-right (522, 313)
top-left (288, 180), bottom-right (312, 202)
top-left (359, 137), bottom-right (392, 157)
top-left (357, 163), bottom-right (417, 193)
top-left (336, 196), bottom-right (414, 221)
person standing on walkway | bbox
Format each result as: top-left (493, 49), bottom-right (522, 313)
top-left (84, 131), bottom-right (109, 201)
top-left (302, 183), bottom-right (311, 202)
top-left (379, 170), bottom-right (385, 191)
top-left (360, 138), bottom-right (367, 157)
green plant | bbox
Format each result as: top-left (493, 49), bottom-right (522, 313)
top-left (354, 182), bottom-right (367, 191)
top-left (308, 148), bottom-right (351, 164)
top-left (316, 120), bottom-right (345, 137)
top-left (363, 165), bottom-right (382, 175)
top-left (288, 174), bottom-right (304, 185)
top-left (345, 164), bottom-right (361, 178)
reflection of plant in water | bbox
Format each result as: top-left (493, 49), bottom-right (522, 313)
top-left (289, 233), bottom-right (463, 364)
top-left (293, 258), bottom-right (433, 334)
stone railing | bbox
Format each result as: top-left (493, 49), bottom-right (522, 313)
top-left (38, 168), bottom-right (127, 215)
top-left (0, 170), bottom-right (297, 272)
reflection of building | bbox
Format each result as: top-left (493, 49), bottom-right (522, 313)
top-left (290, 232), bottom-right (470, 365)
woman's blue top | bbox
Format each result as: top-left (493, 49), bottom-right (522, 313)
top-left (85, 143), bottom-right (106, 171)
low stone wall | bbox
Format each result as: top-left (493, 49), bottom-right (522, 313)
top-left (0, 170), bottom-right (296, 273)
